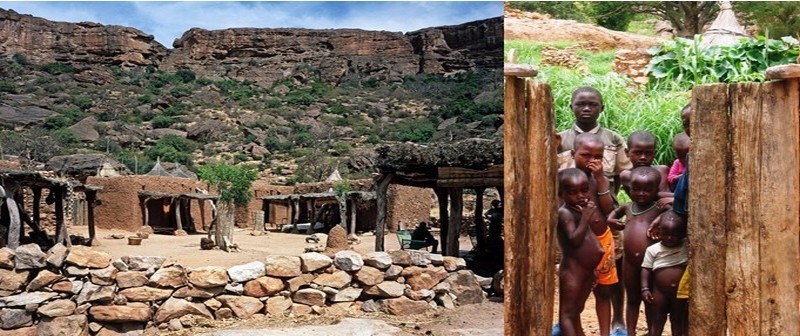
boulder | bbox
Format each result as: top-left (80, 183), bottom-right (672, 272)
top-left (364, 281), bottom-right (406, 298)
top-left (331, 287), bottom-right (363, 302)
top-left (90, 266), bottom-right (118, 286)
top-left (401, 266), bottom-right (449, 291)
top-left (428, 253), bottom-right (444, 266)
top-left (50, 280), bottom-right (74, 293)
top-left (125, 256), bottom-right (165, 271)
top-left (111, 258), bottom-right (129, 271)
top-left (265, 296), bottom-right (292, 316)
top-left (37, 299), bottom-right (76, 317)
top-left (225, 283), bottom-right (244, 295)
top-left (0, 308), bottom-right (32, 329)
top-left (216, 295), bottom-right (264, 319)
top-left (0, 292), bottom-right (58, 307)
top-left (363, 252), bottom-right (392, 270)
top-left (0, 325), bottom-right (35, 336)
top-left (325, 225), bottom-right (348, 251)
top-left (94, 322), bottom-right (145, 336)
top-left (89, 303), bottom-right (152, 322)
top-left (13, 243), bottom-right (46, 269)
top-left (299, 252), bottom-right (332, 272)
top-left (69, 117), bottom-right (100, 142)
top-left (215, 308), bottom-right (233, 320)
top-left (119, 286), bottom-right (173, 302)
top-left (26, 269), bottom-right (63, 291)
top-left (435, 293), bottom-right (456, 309)
top-left (148, 265), bottom-right (187, 288)
top-left (227, 261), bottom-right (265, 283)
top-left (312, 271), bottom-right (351, 289)
top-left (388, 250), bottom-right (412, 266)
top-left (0, 248), bottom-right (14, 269)
top-left (333, 250), bottom-right (364, 271)
top-left (76, 282), bottom-right (116, 304)
top-left (408, 250), bottom-right (431, 266)
top-left (36, 315), bottom-right (89, 336)
top-left (444, 270), bottom-right (484, 304)
top-left (188, 266), bottom-right (229, 288)
top-left (64, 266), bottom-right (90, 277)
top-left (405, 288), bottom-right (434, 301)
top-left (287, 273), bottom-right (315, 292)
top-left (154, 297), bottom-right (213, 324)
top-left (354, 266), bottom-right (384, 286)
top-left (172, 285), bottom-right (224, 299)
top-left (384, 265), bottom-right (403, 280)
top-left (243, 276), bottom-right (284, 297)
top-left (442, 257), bottom-right (466, 272)
top-left (361, 299), bottom-right (381, 313)
top-left (292, 288), bottom-right (326, 307)
top-left (116, 271), bottom-right (149, 289)
top-left (65, 246), bottom-right (111, 269)
top-left (0, 268), bottom-right (29, 291)
top-left (291, 303), bottom-right (313, 316)
top-left (203, 298), bottom-right (222, 311)
top-left (382, 296), bottom-right (430, 316)
top-left (264, 256), bottom-right (302, 278)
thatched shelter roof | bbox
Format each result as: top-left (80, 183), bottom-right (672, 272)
top-left (376, 137), bottom-right (502, 171)
top-left (138, 190), bottom-right (218, 200)
top-left (701, 1), bottom-right (750, 48)
top-left (46, 154), bottom-right (130, 179)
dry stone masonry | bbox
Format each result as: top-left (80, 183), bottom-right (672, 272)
top-left (0, 243), bottom-right (489, 335)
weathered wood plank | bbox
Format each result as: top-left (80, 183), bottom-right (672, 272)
top-left (87, 192), bottom-right (98, 246)
top-left (504, 75), bottom-right (530, 336)
top-left (504, 63), bottom-right (538, 77)
top-left (434, 188), bottom-right (449, 254)
top-left (446, 188), bottom-right (462, 256)
top-left (6, 198), bottom-right (20, 249)
top-left (765, 64), bottom-right (800, 80)
top-left (726, 82), bottom-right (762, 334)
top-left (688, 84), bottom-right (728, 336)
top-left (759, 79), bottom-right (800, 335)
top-left (374, 173), bottom-right (393, 252)
top-left (474, 187), bottom-right (486, 253)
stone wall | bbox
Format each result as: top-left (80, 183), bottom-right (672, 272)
top-left (0, 244), bottom-right (488, 335)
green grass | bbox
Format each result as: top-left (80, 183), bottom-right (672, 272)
top-left (626, 15), bottom-right (658, 37)
top-left (506, 40), bottom-right (617, 76)
top-left (506, 40), bottom-right (690, 166)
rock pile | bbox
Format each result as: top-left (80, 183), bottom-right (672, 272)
top-left (611, 49), bottom-right (654, 85)
top-left (0, 243), bottom-right (487, 335)
top-left (540, 46), bottom-right (588, 73)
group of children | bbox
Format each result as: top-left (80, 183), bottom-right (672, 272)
top-left (555, 87), bottom-right (691, 336)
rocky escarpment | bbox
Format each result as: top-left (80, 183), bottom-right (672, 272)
top-left (0, 9), bottom-right (167, 66)
top-left (0, 8), bottom-right (501, 85)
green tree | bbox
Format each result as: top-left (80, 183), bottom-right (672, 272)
top-left (197, 163), bottom-right (258, 251)
top-left (736, 2), bottom-right (800, 38)
top-left (592, 2), bottom-right (635, 31)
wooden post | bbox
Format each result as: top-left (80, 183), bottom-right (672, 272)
top-left (504, 77), bottom-right (557, 335)
top-left (688, 84), bottom-right (729, 336)
top-left (757, 79), bottom-right (800, 335)
top-left (262, 199), bottom-right (270, 230)
top-left (349, 198), bottom-right (357, 237)
top-left (6, 198), bottom-right (20, 249)
top-left (374, 173), bottom-right (393, 252)
top-left (434, 187), bottom-right (449, 255)
top-left (142, 198), bottom-right (150, 231)
top-left (54, 187), bottom-right (70, 247)
top-left (86, 191), bottom-right (97, 246)
top-left (474, 187), bottom-right (486, 253)
top-left (446, 188), bottom-right (462, 256)
top-left (290, 198), bottom-right (299, 234)
top-left (306, 199), bottom-right (316, 234)
top-left (725, 82), bottom-right (761, 334)
top-left (174, 198), bottom-right (186, 235)
top-left (32, 187), bottom-right (41, 227)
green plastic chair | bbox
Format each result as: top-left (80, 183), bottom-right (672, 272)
top-left (396, 230), bottom-right (429, 250)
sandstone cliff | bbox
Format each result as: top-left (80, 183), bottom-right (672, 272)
top-left (0, 9), bottom-right (167, 66)
top-left (0, 8), bottom-right (501, 85)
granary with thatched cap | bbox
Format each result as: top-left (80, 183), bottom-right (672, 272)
top-left (0, 169), bottom-right (103, 249)
top-left (701, 0), bottom-right (751, 48)
top-left (374, 137), bottom-right (503, 256)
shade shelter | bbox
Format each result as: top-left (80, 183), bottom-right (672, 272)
top-left (373, 137), bottom-right (503, 256)
top-left (260, 190), bottom-right (376, 235)
top-left (138, 190), bottom-right (217, 235)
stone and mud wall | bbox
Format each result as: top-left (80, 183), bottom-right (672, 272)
top-left (0, 243), bottom-right (488, 335)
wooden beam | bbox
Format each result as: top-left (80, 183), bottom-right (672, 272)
top-left (504, 63), bottom-right (538, 77)
top-left (436, 178), bottom-right (504, 188)
top-left (87, 191), bottom-right (98, 246)
top-left (765, 64), bottom-right (800, 80)
top-left (375, 173), bottom-right (393, 252)
top-left (688, 84), bottom-right (729, 336)
top-left (758, 78), bottom-right (800, 335)
top-left (434, 188), bottom-right (449, 255)
top-left (446, 188), bottom-right (462, 256)
top-left (726, 82), bottom-right (761, 334)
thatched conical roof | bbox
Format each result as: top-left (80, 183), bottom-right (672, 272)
top-left (701, 1), bottom-right (750, 48)
top-left (145, 158), bottom-right (172, 177)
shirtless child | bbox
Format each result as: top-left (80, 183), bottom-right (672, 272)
top-left (571, 133), bottom-right (617, 336)
top-left (607, 167), bottom-right (670, 336)
top-left (557, 168), bottom-right (605, 336)
top-left (641, 211), bottom-right (688, 336)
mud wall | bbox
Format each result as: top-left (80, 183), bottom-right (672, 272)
top-left (386, 185), bottom-right (435, 232)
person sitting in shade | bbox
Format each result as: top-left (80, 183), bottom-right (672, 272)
top-left (412, 221), bottom-right (438, 253)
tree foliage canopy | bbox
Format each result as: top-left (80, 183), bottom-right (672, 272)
top-left (197, 163), bottom-right (258, 206)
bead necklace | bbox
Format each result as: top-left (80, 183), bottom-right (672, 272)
top-left (631, 203), bottom-right (656, 216)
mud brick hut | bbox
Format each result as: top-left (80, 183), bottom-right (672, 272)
top-left (237, 180), bottom-right (293, 229)
top-left (374, 137), bottom-right (503, 256)
top-left (86, 175), bottom-right (214, 234)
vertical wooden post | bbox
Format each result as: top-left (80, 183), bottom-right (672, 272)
top-left (54, 187), bottom-right (70, 247)
top-left (6, 198), bottom-right (20, 249)
top-left (726, 82), bottom-right (761, 334)
top-left (688, 84), bottom-right (729, 336)
top-left (434, 187), bottom-right (449, 255)
top-left (174, 198), bottom-right (185, 235)
top-left (290, 198), bottom-right (298, 234)
top-left (306, 199), bottom-right (316, 234)
top-left (142, 198), bottom-right (150, 230)
top-left (474, 187), bottom-right (486, 253)
top-left (86, 191), bottom-right (97, 246)
top-left (32, 187), bottom-right (41, 227)
top-left (757, 79), bottom-right (800, 335)
top-left (375, 173), bottom-right (393, 252)
top-left (349, 199), bottom-right (357, 237)
top-left (504, 77), bottom-right (556, 335)
top-left (262, 199), bottom-right (270, 230)
top-left (446, 188), bottom-right (462, 256)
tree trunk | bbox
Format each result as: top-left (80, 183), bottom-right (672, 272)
top-left (215, 202), bottom-right (235, 252)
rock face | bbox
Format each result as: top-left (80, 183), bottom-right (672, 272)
top-left (0, 8), bottom-right (167, 66)
top-left (0, 8), bottom-right (501, 87)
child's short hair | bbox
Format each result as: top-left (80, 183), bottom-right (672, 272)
top-left (558, 168), bottom-right (586, 189)
top-left (681, 104), bottom-right (692, 114)
top-left (571, 86), bottom-right (603, 103)
top-left (627, 131), bottom-right (656, 148)
top-left (673, 132), bottom-right (690, 148)
top-left (575, 132), bottom-right (603, 149)
top-left (660, 210), bottom-right (687, 236)
top-left (630, 166), bottom-right (661, 185)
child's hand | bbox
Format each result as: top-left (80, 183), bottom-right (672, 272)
top-left (607, 218), bottom-right (624, 230)
top-left (642, 289), bottom-right (654, 303)
top-left (581, 201), bottom-right (597, 217)
top-left (657, 197), bottom-right (674, 208)
top-left (647, 216), bottom-right (661, 240)
top-left (587, 161), bottom-right (603, 177)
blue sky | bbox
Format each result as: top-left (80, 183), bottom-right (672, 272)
top-left (1, 2), bottom-right (502, 47)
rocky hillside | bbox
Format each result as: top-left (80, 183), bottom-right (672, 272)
top-left (0, 9), bottom-right (502, 184)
